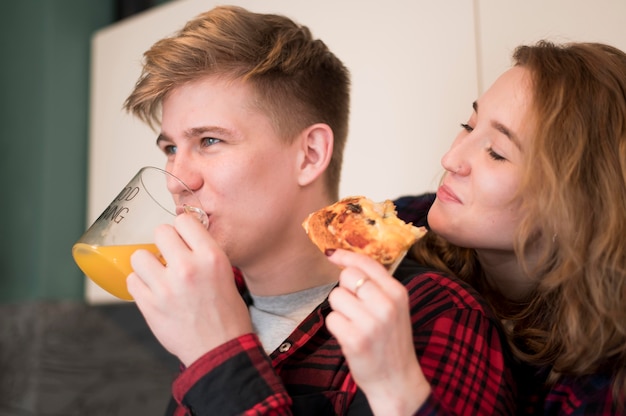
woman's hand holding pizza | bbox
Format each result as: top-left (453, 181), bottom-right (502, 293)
top-left (325, 249), bottom-right (431, 415)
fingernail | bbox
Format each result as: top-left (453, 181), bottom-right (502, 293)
top-left (325, 249), bottom-right (336, 256)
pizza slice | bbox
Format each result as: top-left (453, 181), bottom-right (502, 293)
top-left (302, 196), bottom-right (427, 271)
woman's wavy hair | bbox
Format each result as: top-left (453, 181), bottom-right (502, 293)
top-left (412, 41), bottom-right (626, 404)
top-left (124, 6), bottom-right (350, 200)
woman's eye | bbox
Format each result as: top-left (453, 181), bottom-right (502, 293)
top-left (201, 137), bottom-right (221, 147)
top-left (487, 147), bottom-right (506, 161)
top-left (460, 123), bottom-right (474, 132)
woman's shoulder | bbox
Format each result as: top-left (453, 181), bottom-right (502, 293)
top-left (520, 366), bottom-right (620, 415)
top-left (393, 257), bottom-right (494, 316)
top-left (393, 193), bottom-right (436, 227)
top-left (548, 373), bottom-right (619, 415)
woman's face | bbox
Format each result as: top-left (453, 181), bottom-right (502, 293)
top-left (428, 66), bottom-right (534, 252)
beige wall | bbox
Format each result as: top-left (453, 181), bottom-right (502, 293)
top-left (476, 0), bottom-right (626, 92)
top-left (87, 0), bottom-right (626, 303)
top-left (88, 0), bottom-right (478, 303)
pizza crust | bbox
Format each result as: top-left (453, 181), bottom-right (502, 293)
top-left (302, 196), bottom-right (427, 270)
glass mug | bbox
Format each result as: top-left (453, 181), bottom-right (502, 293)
top-left (72, 166), bottom-right (207, 300)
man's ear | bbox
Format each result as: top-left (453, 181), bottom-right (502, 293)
top-left (297, 123), bottom-right (334, 186)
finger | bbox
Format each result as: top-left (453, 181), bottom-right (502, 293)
top-left (326, 289), bottom-right (377, 346)
top-left (337, 265), bottom-right (371, 294)
top-left (328, 285), bottom-right (371, 320)
top-left (152, 219), bottom-right (213, 270)
top-left (327, 293), bottom-right (389, 359)
top-left (328, 284), bottom-right (396, 336)
top-left (347, 284), bottom-right (404, 329)
top-left (334, 266), bottom-right (409, 325)
top-left (325, 309), bottom-right (368, 352)
top-left (336, 262), bottom-right (392, 304)
top-left (326, 249), bottom-right (390, 286)
top-left (172, 213), bottom-right (217, 252)
top-left (171, 214), bottom-right (234, 278)
top-left (126, 271), bottom-right (151, 301)
top-left (328, 249), bottom-right (407, 297)
top-left (126, 272), bottom-right (162, 335)
top-left (130, 247), bottom-right (167, 288)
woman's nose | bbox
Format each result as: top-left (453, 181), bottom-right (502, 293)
top-left (441, 138), bottom-right (470, 176)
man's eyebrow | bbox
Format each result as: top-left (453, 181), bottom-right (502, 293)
top-left (473, 101), bottom-right (522, 149)
top-left (186, 126), bottom-right (219, 137)
top-left (156, 133), bottom-right (168, 147)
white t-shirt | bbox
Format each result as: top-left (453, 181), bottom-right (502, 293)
top-left (249, 282), bottom-right (337, 354)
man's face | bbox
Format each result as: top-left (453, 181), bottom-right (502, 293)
top-left (158, 75), bottom-right (302, 269)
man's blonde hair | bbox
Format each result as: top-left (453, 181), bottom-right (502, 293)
top-left (124, 6), bottom-right (350, 199)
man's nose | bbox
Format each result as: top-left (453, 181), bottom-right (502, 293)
top-left (167, 161), bottom-right (203, 194)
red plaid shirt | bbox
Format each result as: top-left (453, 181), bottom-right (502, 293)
top-left (164, 260), bottom-right (516, 415)
top-left (517, 365), bottom-right (622, 415)
top-left (393, 193), bottom-right (624, 415)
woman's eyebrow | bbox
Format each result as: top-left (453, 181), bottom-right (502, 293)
top-left (493, 121), bottom-right (522, 149)
top-left (473, 101), bottom-right (522, 149)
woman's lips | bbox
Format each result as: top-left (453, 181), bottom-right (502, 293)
top-left (437, 184), bottom-right (462, 204)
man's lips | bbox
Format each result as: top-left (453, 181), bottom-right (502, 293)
top-left (175, 203), bottom-right (204, 214)
top-left (176, 205), bottom-right (210, 228)
top-left (437, 184), bottom-right (462, 204)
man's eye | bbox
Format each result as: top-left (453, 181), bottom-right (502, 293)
top-left (162, 145), bottom-right (177, 155)
top-left (201, 137), bottom-right (221, 147)
top-left (460, 123), bottom-right (474, 132)
top-left (487, 147), bottom-right (506, 161)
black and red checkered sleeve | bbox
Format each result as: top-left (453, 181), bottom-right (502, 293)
top-left (171, 333), bottom-right (293, 415)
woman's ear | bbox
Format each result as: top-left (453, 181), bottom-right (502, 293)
top-left (297, 123), bottom-right (334, 186)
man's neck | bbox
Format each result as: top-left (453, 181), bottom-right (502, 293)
top-left (240, 237), bottom-right (341, 297)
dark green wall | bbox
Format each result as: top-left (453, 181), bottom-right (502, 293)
top-left (0, 1), bottom-right (116, 302)
top-left (0, 1), bottom-right (186, 302)
top-left (0, 1), bottom-right (173, 303)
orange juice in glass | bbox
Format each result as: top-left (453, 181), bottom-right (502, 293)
top-left (72, 243), bottom-right (160, 300)
top-left (72, 167), bottom-right (206, 300)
